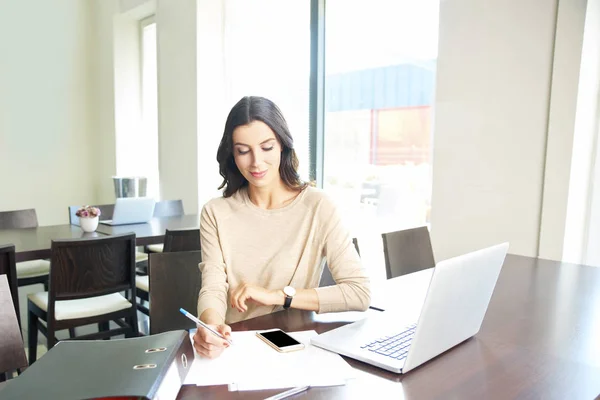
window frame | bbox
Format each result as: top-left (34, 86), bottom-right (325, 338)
top-left (309, 0), bottom-right (326, 187)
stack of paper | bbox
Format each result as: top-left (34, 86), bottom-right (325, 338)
top-left (184, 330), bottom-right (356, 391)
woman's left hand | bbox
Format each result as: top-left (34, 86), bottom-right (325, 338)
top-left (229, 283), bottom-right (282, 313)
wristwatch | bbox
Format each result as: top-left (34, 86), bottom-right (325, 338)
top-left (283, 286), bottom-right (296, 310)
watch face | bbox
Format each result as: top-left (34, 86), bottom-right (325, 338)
top-left (283, 286), bottom-right (296, 297)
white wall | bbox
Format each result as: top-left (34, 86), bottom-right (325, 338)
top-left (89, 0), bottom-right (120, 204)
top-left (430, 0), bottom-right (558, 260)
top-left (156, 0), bottom-right (199, 214)
top-left (0, 0), bottom-right (96, 225)
top-left (431, 0), bottom-right (598, 262)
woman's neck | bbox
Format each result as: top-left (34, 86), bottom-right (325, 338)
top-left (247, 179), bottom-right (301, 210)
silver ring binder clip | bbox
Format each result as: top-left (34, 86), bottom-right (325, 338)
top-left (145, 347), bottom-right (167, 353)
top-left (133, 364), bottom-right (157, 370)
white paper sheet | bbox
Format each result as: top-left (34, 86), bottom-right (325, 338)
top-left (183, 330), bottom-right (356, 391)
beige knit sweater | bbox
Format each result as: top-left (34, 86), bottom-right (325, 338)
top-left (197, 186), bottom-right (371, 324)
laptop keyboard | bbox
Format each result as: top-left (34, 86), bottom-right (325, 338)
top-left (359, 324), bottom-right (417, 360)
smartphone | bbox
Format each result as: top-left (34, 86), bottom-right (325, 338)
top-left (256, 329), bottom-right (305, 353)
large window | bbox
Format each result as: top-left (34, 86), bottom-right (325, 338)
top-left (140, 17), bottom-right (159, 198)
top-left (323, 0), bottom-right (439, 277)
top-left (223, 0), bottom-right (311, 179)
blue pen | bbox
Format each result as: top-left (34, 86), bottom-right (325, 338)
top-left (179, 308), bottom-right (233, 345)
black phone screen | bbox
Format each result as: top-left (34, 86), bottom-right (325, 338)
top-left (260, 330), bottom-right (301, 348)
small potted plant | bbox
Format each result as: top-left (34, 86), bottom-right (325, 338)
top-left (76, 205), bottom-right (101, 233)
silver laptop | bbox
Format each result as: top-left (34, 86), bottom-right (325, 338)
top-left (311, 242), bottom-right (509, 374)
top-left (100, 197), bottom-right (156, 226)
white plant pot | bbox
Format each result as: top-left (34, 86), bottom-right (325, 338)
top-left (80, 216), bottom-right (99, 233)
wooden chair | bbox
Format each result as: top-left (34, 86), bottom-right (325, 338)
top-left (146, 200), bottom-right (185, 253)
top-left (27, 233), bottom-right (139, 363)
top-left (162, 228), bottom-right (201, 253)
top-left (0, 209), bottom-right (49, 289)
top-left (381, 226), bottom-right (435, 279)
top-left (319, 238), bottom-right (360, 287)
top-left (148, 251), bottom-right (202, 334)
top-left (0, 245), bottom-right (19, 329)
top-left (68, 204), bottom-right (149, 268)
top-left (137, 229), bottom-right (201, 315)
top-left (0, 209), bottom-right (38, 229)
top-left (0, 275), bottom-right (28, 382)
top-left (67, 204), bottom-right (115, 226)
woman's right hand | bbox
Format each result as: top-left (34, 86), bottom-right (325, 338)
top-left (192, 323), bottom-right (232, 359)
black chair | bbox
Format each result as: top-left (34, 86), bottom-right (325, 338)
top-left (163, 229), bottom-right (201, 253)
top-left (68, 204), bottom-right (150, 267)
top-left (0, 209), bottom-right (38, 229)
top-left (147, 200), bottom-right (185, 254)
top-left (381, 226), bottom-right (435, 279)
top-left (27, 233), bottom-right (139, 363)
top-left (0, 209), bottom-right (49, 289)
top-left (148, 251), bottom-right (202, 334)
top-left (67, 204), bottom-right (115, 226)
top-left (319, 238), bottom-right (360, 287)
top-left (0, 275), bottom-right (28, 382)
top-left (137, 229), bottom-right (201, 315)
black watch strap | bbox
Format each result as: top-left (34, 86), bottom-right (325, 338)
top-left (283, 294), bottom-right (293, 309)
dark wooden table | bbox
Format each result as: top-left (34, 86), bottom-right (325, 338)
top-left (0, 225), bottom-right (103, 262)
top-left (177, 255), bottom-right (600, 399)
top-left (0, 215), bottom-right (201, 262)
top-left (95, 215), bottom-right (200, 246)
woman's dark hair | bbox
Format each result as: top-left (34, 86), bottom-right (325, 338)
top-left (217, 96), bottom-right (307, 197)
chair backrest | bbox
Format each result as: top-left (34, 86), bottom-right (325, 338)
top-left (0, 209), bottom-right (38, 229)
top-left (149, 251), bottom-right (202, 335)
top-left (153, 200), bottom-right (184, 218)
top-left (163, 229), bottom-right (201, 253)
top-left (382, 226), bottom-right (435, 279)
top-left (0, 245), bottom-right (20, 329)
top-left (319, 238), bottom-right (360, 287)
top-left (48, 233), bottom-right (136, 303)
top-left (68, 204), bottom-right (115, 226)
top-left (0, 275), bottom-right (28, 377)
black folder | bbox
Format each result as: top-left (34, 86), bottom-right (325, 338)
top-left (1, 330), bottom-right (193, 400)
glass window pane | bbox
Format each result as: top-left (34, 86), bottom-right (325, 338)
top-left (224, 0), bottom-right (310, 179)
top-left (141, 21), bottom-right (159, 198)
top-left (324, 0), bottom-right (439, 279)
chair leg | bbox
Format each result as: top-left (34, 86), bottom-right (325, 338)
top-left (98, 321), bottom-right (109, 339)
top-left (126, 311), bottom-right (139, 338)
top-left (28, 309), bottom-right (39, 364)
top-left (43, 279), bottom-right (49, 292)
top-left (69, 328), bottom-right (76, 338)
top-left (47, 321), bottom-right (57, 351)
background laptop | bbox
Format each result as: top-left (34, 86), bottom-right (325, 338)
top-left (100, 197), bottom-right (156, 226)
top-left (311, 242), bottom-right (509, 374)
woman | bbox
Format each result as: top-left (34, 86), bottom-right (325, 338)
top-left (193, 96), bottom-right (371, 358)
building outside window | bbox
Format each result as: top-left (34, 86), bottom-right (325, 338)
top-left (323, 0), bottom-right (439, 278)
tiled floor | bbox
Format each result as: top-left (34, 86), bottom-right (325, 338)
top-left (16, 284), bottom-right (149, 364)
